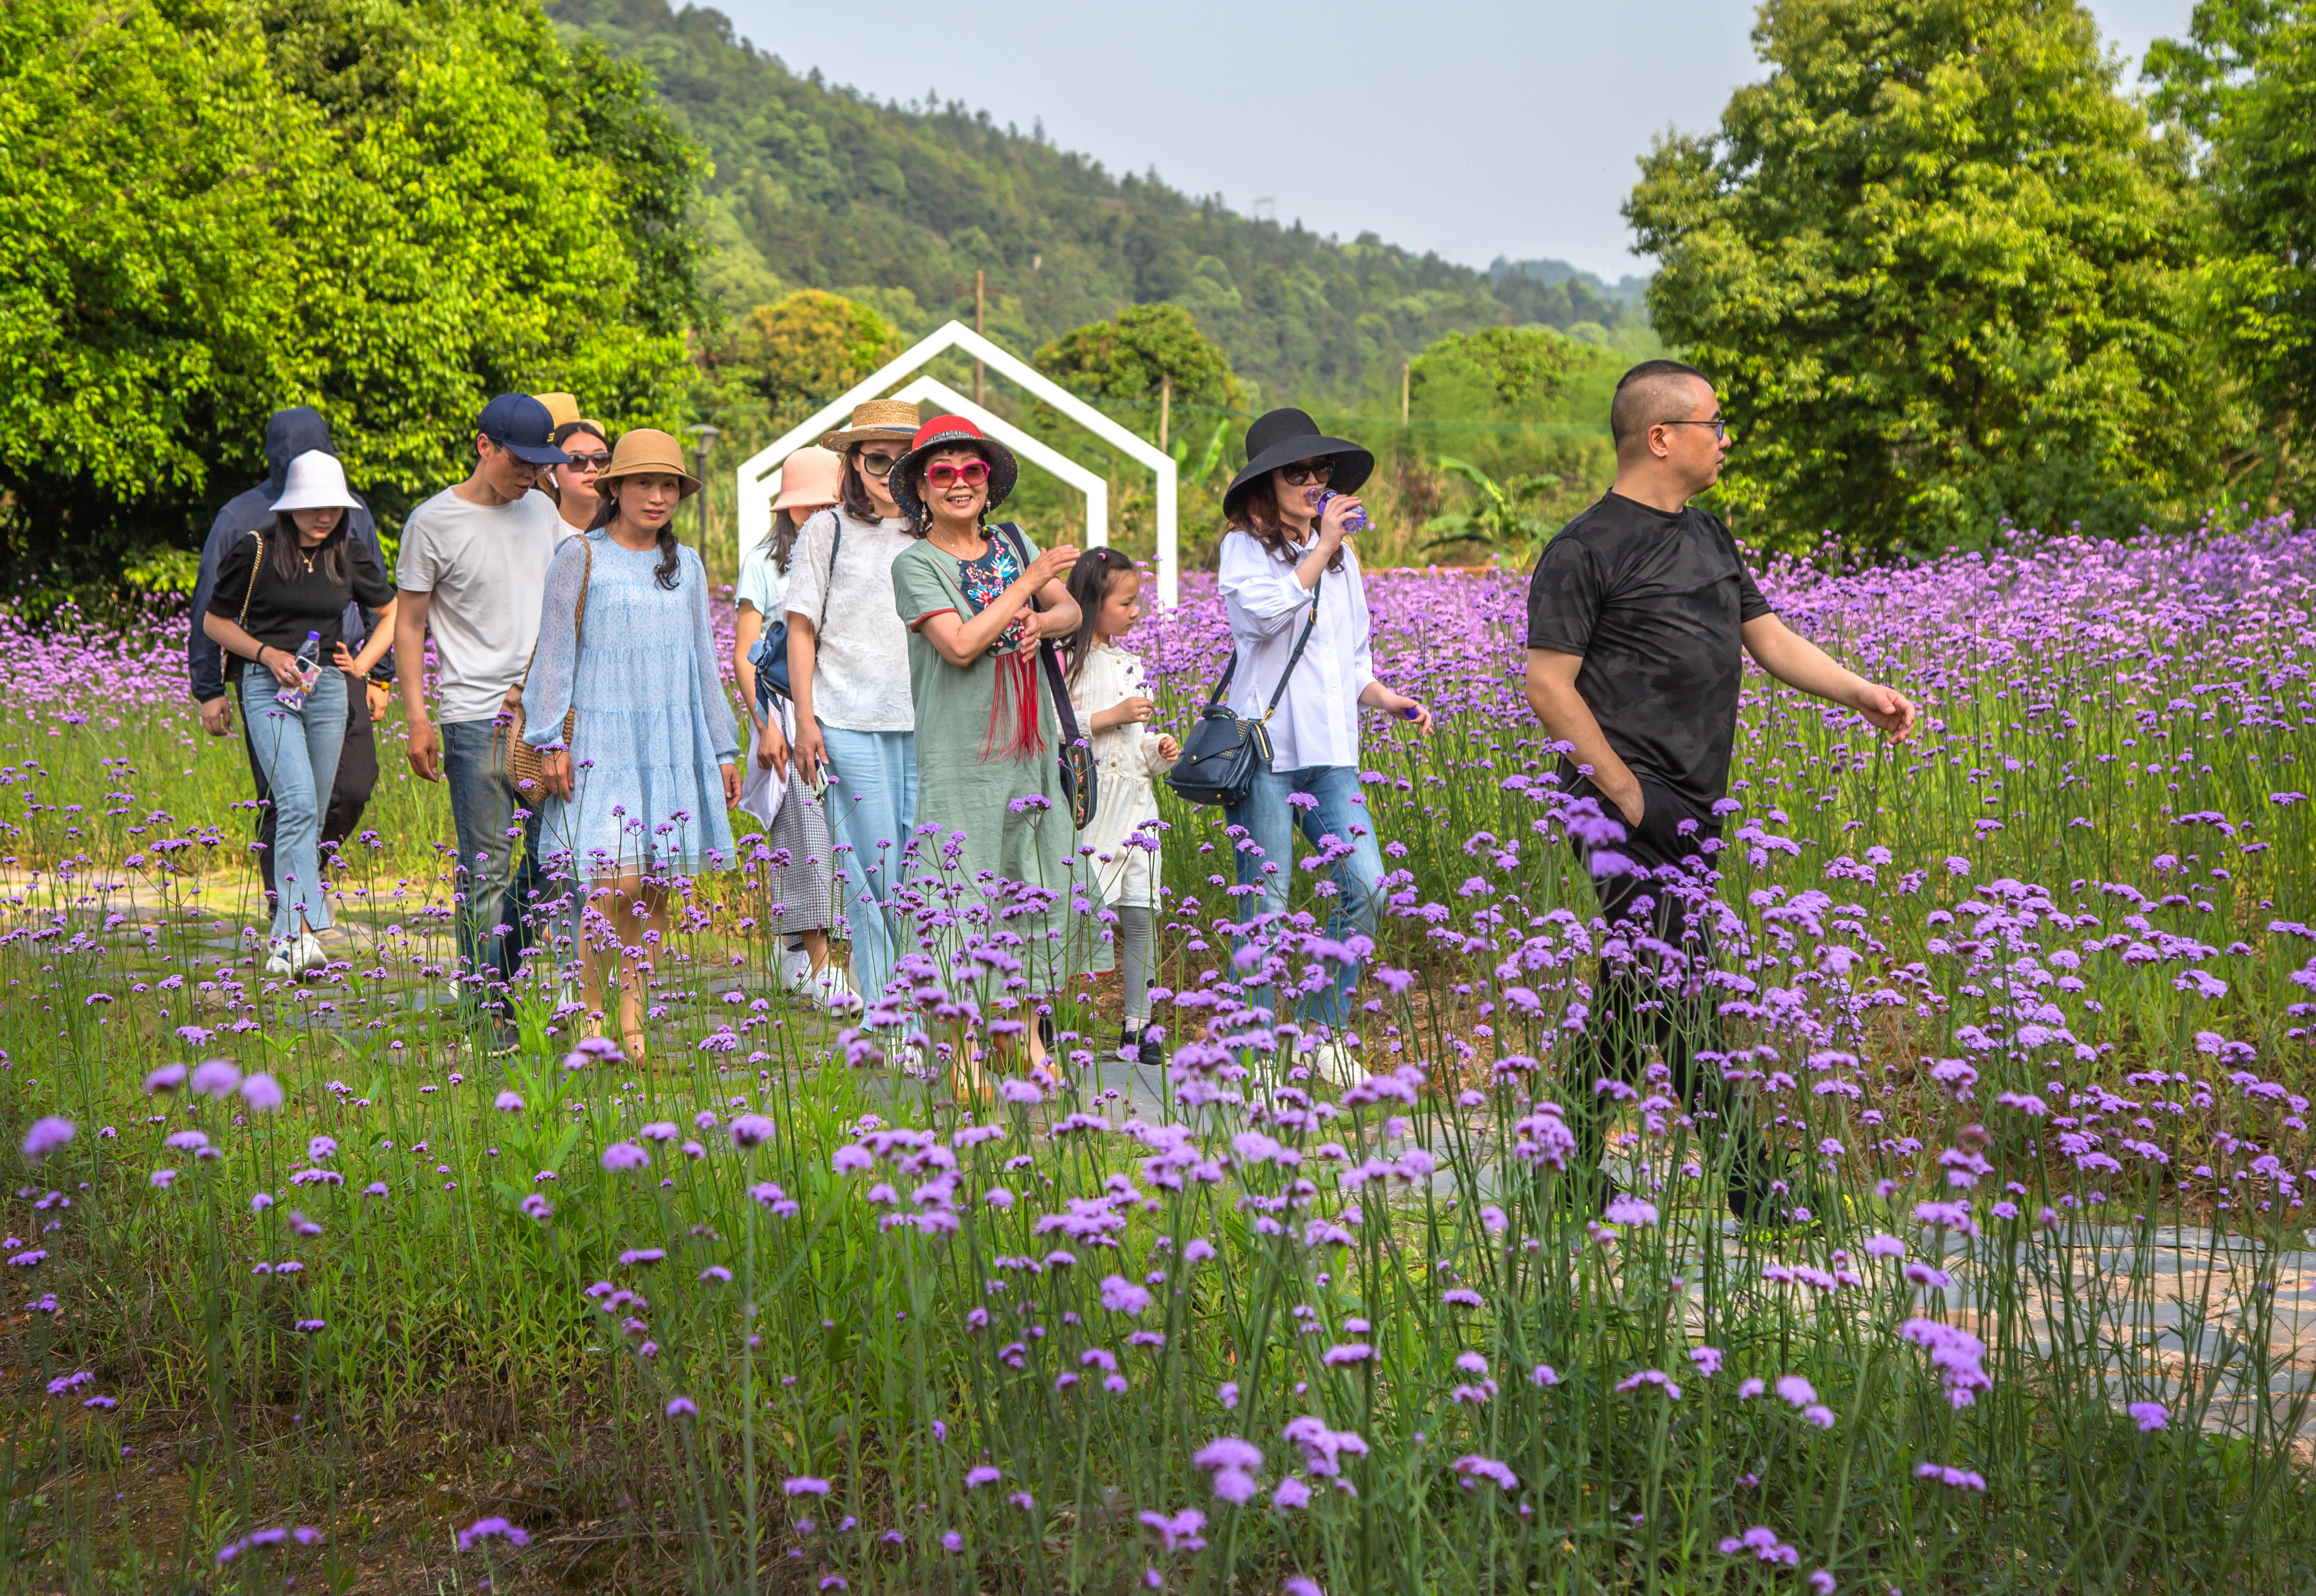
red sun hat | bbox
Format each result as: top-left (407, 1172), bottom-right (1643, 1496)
top-left (889, 413), bottom-right (1019, 525)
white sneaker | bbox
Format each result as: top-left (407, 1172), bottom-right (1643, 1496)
top-left (814, 963), bottom-right (862, 1012)
top-left (778, 946), bottom-right (815, 995)
top-left (290, 932), bottom-right (328, 976)
top-left (265, 942), bottom-right (294, 978)
top-left (1308, 1041), bottom-right (1362, 1088)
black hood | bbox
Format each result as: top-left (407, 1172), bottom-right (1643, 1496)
top-left (263, 407), bottom-right (336, 497)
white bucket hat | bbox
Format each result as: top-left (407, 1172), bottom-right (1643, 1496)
top-left (271, 450), bottom-right (360, 514)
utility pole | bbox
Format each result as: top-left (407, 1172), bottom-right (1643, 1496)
top-left (1401, 362), bottom-right (1411, 424)
top-left (974, 269), bottom-right (986, 406)
top-left (1159, 371), bottom-right (1171, 454)
top-left (685, 423), bottom-right (722, 566)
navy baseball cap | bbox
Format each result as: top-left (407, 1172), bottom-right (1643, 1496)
top-left (475, 393), bottom-right (572, 465)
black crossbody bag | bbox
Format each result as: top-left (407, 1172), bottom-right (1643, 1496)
top-left (1166, 576), bottom-right (1322, 808)
top-left (751, 512), bottom-right (841, 712)
top-left (977, 525), bottom-right (1097, 829)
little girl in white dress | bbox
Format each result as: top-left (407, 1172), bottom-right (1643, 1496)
top-left (1063, 550), bottom-right (1178, 1058)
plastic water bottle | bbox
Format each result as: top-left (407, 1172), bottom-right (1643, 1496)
top-left (1316, 488), bottom-right (1371, 534)
top-left (276, 631), bottom-right (324, 713)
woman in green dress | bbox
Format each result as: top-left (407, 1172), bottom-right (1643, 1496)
top-left (887, 415), bottom-right (1104, 1081)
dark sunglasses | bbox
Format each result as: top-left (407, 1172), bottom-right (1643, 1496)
top-left (483, 437), bottom-right (542, 471)
top-left (1279, 459), bottom-right (1336, 487)
top-left (926, 460), bottom-right (990, 488)
top-left (857, 450), bottom-right (902, 478)
top-left (562, 452), bottom-right (611, 474)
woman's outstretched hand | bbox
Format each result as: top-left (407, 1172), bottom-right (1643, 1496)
top-left (1027, 543), bottom-right (1079, 588)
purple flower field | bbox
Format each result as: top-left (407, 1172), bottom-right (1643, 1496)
top-left (0, 521), bottom-right (2313, 1590)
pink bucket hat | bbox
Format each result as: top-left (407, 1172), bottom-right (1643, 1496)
top-left (771, 445), bottom-right (844, 512)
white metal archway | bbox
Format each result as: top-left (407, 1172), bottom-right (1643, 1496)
top-left (732, 320), bottom-right (1180, 605)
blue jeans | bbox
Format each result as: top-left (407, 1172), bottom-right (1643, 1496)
top-left (1224, 763), bottom-right (1388, 1030)
top-left (819, 725), bottom-right (916, 1015)
top-left (241, 666), bottom-right (349, 943)
top-left (441, 718), bottom-right (543, 1017)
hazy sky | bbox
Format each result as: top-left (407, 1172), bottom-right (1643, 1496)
top-left (718, 0), bottom-right (2198, 280)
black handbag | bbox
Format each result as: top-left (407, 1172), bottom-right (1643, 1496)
top-left (750, 512), bottom-right (841, 713)
top-left (990, 526), bottom-right (1098, 829)
top-left (1166, 577), bottom-right (1322, 808)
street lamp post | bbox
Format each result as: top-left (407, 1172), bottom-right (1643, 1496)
top-left (684, 423), bottom-right (723, 569)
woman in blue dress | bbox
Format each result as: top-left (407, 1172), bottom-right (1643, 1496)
top-left (525, 428), bottom-right (741, 1058)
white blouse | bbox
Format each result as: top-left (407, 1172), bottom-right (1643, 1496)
top-left (781, 508), bottom-right (918, 733)
top-left (1217, 528), bottom-right (1376, 771)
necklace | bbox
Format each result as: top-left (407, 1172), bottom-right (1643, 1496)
top-left (929, 524), bottom-right (985, 559)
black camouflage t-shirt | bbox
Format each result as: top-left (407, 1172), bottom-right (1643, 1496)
top-left (1524, 493), bottom-right (1772, 814)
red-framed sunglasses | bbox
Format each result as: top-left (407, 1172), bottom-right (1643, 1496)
top-left (925, 459), bottom-right (991, 488)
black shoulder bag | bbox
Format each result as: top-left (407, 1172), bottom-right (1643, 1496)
top-left (751, 511), bottom-right (841, 713)
top-left (1166, 575), bottom-right (1322, 808)
top-left (986, 526), bottom-right (1098, 829)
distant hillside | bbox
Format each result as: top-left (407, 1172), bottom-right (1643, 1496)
top-left (1489, 258), bottom-right (1651, 316)
top-left (547, 0), bottom-right (1642, 410)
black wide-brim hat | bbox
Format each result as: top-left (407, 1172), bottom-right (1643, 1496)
top-left (1222, 407), bottom-right (1374, 518)
top-left (889, 414), bottom-right (1019, 525)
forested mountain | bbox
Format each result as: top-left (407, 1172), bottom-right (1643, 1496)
top-left (546, 0), bottom-right (1641, 410)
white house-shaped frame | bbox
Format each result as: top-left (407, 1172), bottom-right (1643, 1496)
top-left (732, 320), bottom-right (1181, 607)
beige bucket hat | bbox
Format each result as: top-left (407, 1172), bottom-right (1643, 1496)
top-left (597, 428), bottom-right (702, 497)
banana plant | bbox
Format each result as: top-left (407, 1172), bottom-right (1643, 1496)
top-left (1419, 456), bottom-right (1561, 565)
top-left (1172, 419), bottom-right (1232, 487)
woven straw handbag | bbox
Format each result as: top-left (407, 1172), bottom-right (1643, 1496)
top-left (495, 535), bottom-right (593, 799)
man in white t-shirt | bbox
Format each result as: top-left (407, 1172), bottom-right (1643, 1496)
top-left (394, 393), bottom-right (571, 1051)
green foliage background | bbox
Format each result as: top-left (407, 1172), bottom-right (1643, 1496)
top-left (1627, 0), bottom-right (2228, 552)
top-left (14, 0), bottom-right (2316, 595)
top-left (0, 0), bottom-right (700, 601)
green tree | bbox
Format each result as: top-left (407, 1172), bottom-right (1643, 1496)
top-left (1034, 303), bottom-right (1240, 438)
top-left (1626, 0), bottom-right (2223, 552)
top-left (2149, 1), bottom-right (2316, 499)
top-left (0, 0), bottom-right (311, 562)
top-left (735, 289), bottom-right (901, 426)
top-left (1409, 326), bottom-right (1580, 419)
top-left (0, 0), bottom-right (706, 597)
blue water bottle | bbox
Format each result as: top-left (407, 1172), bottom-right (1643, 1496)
top-left (1316, 488), bottom-right (1370, 534)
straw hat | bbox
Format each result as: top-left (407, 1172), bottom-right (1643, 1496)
top-left (535, 392), bottom-right (582, 431)
top-left (888, 415), bottom-right (1018, 526)
top-left (820, 398), bottom-right (922, 451)
top-left (596, 428), bottom-right (701, 497)
top-left (772, 445), bottom-right (844, 512)
top-left (270, 450), bottom-right (361, 514)
top-left (1222, 407), bottom-right (1374, 519)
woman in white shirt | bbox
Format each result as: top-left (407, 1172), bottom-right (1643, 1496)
top-left (1216, 409), bottom-right (1432, 1070)
top-left (784, 400), bottom-right (925, 1031)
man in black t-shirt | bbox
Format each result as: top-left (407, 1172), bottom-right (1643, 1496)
top-left (1524, 361), bottom-right (1916, 1221)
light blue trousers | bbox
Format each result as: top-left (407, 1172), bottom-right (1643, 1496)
top-left (819, 725), bottom-right (917, 1015)
top-left (241, 666), bottom-right (348, 943)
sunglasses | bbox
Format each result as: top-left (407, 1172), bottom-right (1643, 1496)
top-left (563, 453), bottom-right (611, 474)
top-left (1279, 459), bottom-right (1335, 486)
top-left (925, 460), bottom-right (991, 488)
top-left (483, 437), bottom-right (541, 472)
top-left (857, 451), bottom-right (902, 478)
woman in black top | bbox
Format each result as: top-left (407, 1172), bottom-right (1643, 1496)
top-left (203, 451), bottom-right (397, 977)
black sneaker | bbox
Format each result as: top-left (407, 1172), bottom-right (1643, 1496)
top-left (1119, 1018), bottom-right (1165, 1060)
